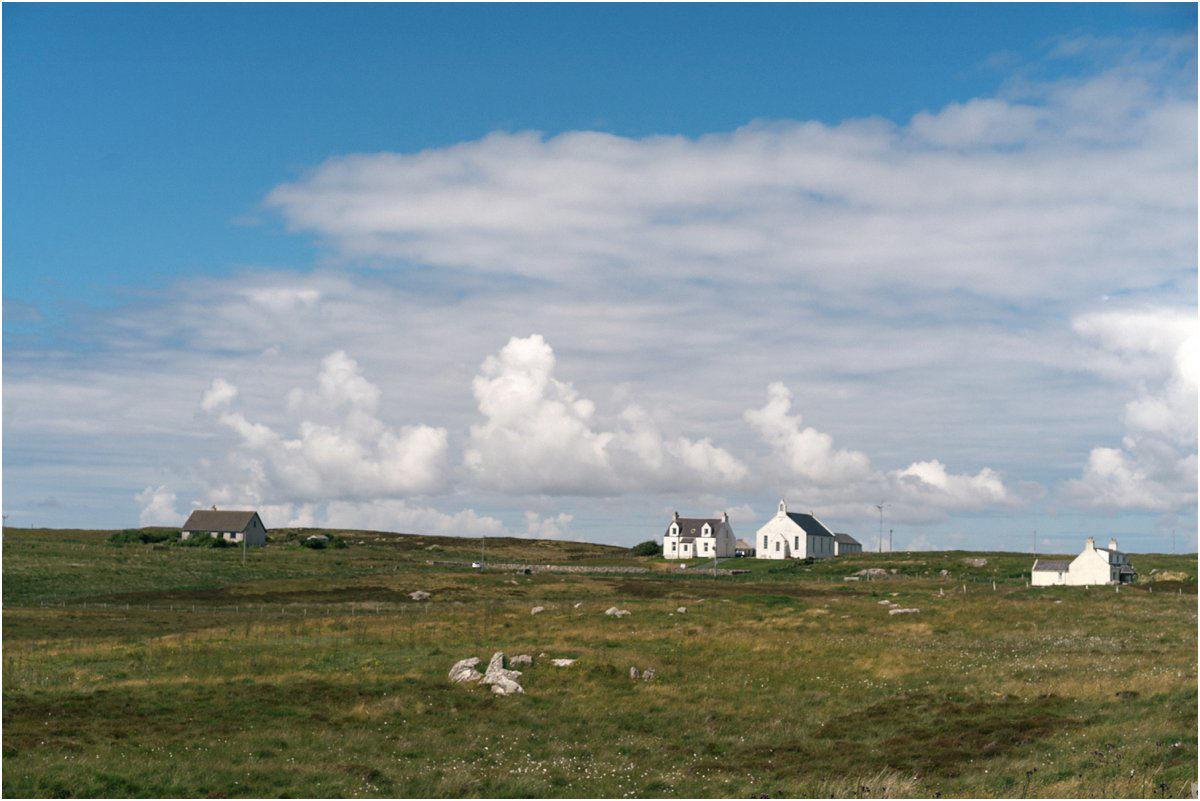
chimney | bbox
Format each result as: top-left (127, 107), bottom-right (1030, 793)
top-left (673, 511), bottom-right (679, 521)
top-left (1086, 536), bottom-right (1095, 549)
top-left (1108, 538), bottom-right (1118, 551)
top-left (211, 504), bottom-right (217, 511)
top-left (722, 511), bottom-right (728, 523)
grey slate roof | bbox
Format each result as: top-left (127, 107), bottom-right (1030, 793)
top-left (665, 517), bottom-right (723, 538)
top-left (833, 532), bottom-right (861, 546)
top-left (1032, 558), bottom-right (1071, 572)
top-left (785, 512), bottom-right (835, 538)
top-left (181, 510), bottom-right (261, 533)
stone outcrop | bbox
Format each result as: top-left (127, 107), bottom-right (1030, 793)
top-left (605, 607), bottom-right (631, 617)
top-left (676, 607), bottom-right (687, 614)
top-left (510, 654), bottom-right (533, 667)
top-left (530, 606), bottom-right (545, 615)
top-left (448, 657), bottom-right (483, 683)
top-left (888, 607), bottom-right (920, 615)
top-left (409, 590), bottom-right (431, 600)
top-left (550, 658), bottom-right (576, 667)
top-left (479, 651), bottom-right (524, 696)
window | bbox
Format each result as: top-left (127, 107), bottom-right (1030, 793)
top-left (763, 535), bottom-right (768, 549)
top-left (775, 540), bottom-right (780, 552)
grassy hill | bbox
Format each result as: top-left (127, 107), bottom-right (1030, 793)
top-left (3, 526), bottom-right (1196, 797)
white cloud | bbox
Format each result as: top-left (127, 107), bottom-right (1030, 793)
top-left (465, 335), bottom-right (746, 495)
top-left (523, 511), bottom-right (575, 539)
top-left (318, 499), bottom-right (504, 536)
top-left (745, 382), bottom-right (1018, 523)
top-left (136, 485), bottom-right (179, 526)
top-left (1064, 308), bottom-right (1197, 511)
top-left (203, 351), bottom-right (449, 505)
top-left (267, 57), bottom-right (1193, 304)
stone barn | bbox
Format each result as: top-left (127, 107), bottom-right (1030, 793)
top-left (180, 509), bottom-right (268, 546)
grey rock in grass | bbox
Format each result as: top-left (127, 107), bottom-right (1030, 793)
top-left (962, 557), bottom-right (988, 567)
top-left (480, 651), bottom-right (524, 696)
top-left (877, 600), bottom-right (892, 605)
top-left (448, 657), bottom-right (483, 684)
top-left (409, 590), bottom-right (431, 601)
top-left (630, 666), bottom-right (655, 680)
top-left (641, 667), bottom-right (656, 681)
top-left (888, 607), bottom-right (920, 615)
top-left (573, 602), bottom-right (583, 609)
top-left (630, 666), bottom-right (641, 679)
top-left (855, 568), bottom-right (888, 577)
top-left (510, 654), bottom-right (533, 667)
top-left (939, 569), bottom-right (950, 577)
top-left (550, 658), bottom-right (576, 667)
top-left (605, 607), bottom-right (631, 617)
top-left (676, 607), bottom-right (687, 614)
top-left (530, 606), bottom-right (545, 615)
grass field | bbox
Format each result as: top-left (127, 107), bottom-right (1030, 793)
top-left (3, 527), bottom-right (1196, 798)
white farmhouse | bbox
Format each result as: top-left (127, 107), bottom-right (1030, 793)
top-left (663, 511), bottom-right (735, 559)
top-left (181, 509), bottom-right (268, 546)
top-left (755, 500), bottom-right (836, 560)
top-left (1032, 537), bottom-right (1136, 586)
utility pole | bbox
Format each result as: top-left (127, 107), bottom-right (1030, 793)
top-left (875, 503), bottom-right (886, 553)
top-left (1172, 528), bottom-right (1175, 554)
top-left (889, 528), bottom-right (893, 553)
top-left (1033, 530), bottom-right (1037, 555)
top-left (481, 535), bottom-right (486, 571)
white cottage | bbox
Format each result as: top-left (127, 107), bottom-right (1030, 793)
top-left (181, 509), bottom-right (268, 546)
top-left (663, 512), bottom-right (735, 559)
top-left (755, 500), bottom-right (836, 560)
top-left (1032, 537), bottom-right (1136, 586)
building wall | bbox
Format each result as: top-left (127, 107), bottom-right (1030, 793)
top-left (756, 516), bottom-right (801, 560)
top-left (1031, 569), bottom-right (1066, 586)
top-left (1066, 546), bottom-right (1115, 586)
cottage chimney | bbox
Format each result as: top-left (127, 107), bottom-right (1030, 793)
top-left (673, 511), bottom-right (679, 521)
top-left (1086, 536), bottom-right (1095, 549)
top-left (722, 511), bottom-right (729, 523)
top-left (1108, 538), bottom-right (1118, 551)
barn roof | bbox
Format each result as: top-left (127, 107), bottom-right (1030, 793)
top-left (181, 510), bottom-right (261, 533)
top-left (1032, 559), bottom-right (1071, 572)
top-left (785, 512), bottom-right (834, 538)
top-left (833, 532), bottom-right (860, 545)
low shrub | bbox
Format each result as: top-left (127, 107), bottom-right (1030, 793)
top-left (630, 540), bottom-right (662, 557)
top-left (108, 529), bottom-right (177, 546)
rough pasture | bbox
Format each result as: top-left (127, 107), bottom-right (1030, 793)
top-left (3, 527), bottom-right (1195, 798)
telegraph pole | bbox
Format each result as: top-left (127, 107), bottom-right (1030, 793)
top-left (889, 528), bottom-right (893, 553)
top-left (875, 504), bottom-right (886, 553)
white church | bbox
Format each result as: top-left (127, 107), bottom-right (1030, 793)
top-left (1031, 537), bottom-right (1137, 586)
top-left (755, 500), bottom-right (839, 560)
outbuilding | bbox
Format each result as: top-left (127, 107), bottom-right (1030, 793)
top-left (181, 509), bottom-right (268, 546)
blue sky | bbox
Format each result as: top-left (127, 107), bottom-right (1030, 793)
top-left (4, 4), bottom-right (1196, 553)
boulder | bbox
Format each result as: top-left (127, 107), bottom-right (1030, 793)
top-left (877, 600), bottom-right (892, 605)
top-left (605, 606), bottom-right (631, 617)
top-left (630, 666), bottom-right (641, 679)
top-left (510, 654), bottom-right (533, 667)
top-left (550, 658), bottom-right (576, 667)
top-left (962, 557), bottom-right (988, 567)
top-left (409, 590), bottom-right (431, 601)
top-left (448, 657), bottom-right (483, 683)
top-left (530, 606), bottom-right (545, 615)
top-left (939, 569), bottom-right (950, 577)
top-left (888, 607), bottom-right (920, 615)
top-left (480, 651), bottom-right (524, 695)
top-left (855, 568), bottom-right (888, 577)
top-left (573, 602), bottom-right (583, 608)
top-left (641, 668), bottom-right (656, 681)
top-left (676, 607), bottom-right (687, 614)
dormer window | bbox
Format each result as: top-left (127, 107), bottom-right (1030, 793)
top-left (670, 525), bottom-right (678, 535)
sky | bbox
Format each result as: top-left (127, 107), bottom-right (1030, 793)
top-left (3, 3), bottom-right (1197, 554)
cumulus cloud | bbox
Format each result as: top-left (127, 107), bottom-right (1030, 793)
top-left (136, 485), bottom-right (179, 526)
top-left (203, 351), bottom-right (449, 505)
top-left (464, 335), bottom-right (747, 495)
top-left (1064, 308), bottom-right (1197, 511)
top-left (746, 382), bottom-right (1016, 522)
top-left (267, 55), bottom-right (1193, 303)
top-left (523, 511), bottom-right (575, 540)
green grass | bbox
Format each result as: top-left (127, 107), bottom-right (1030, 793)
top-left (3, 527), bottom-right (1196, 797)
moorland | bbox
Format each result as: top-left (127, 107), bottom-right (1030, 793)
top-left (2, 526), bottom-right (1196, 798)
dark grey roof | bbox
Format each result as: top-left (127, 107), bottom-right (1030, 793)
top-left (833, 532), bottom-right (860, 546)
top-left (1032, 559), bottom-right (1071, 572)
top-left (785, 512), bottom-right (834, 538)
top-left (666, 517), bottom-right (722, 538)
top-left (1118, 564), bottom-right (1137, 574)
top-left (182, 510), bottom-right (261, 533)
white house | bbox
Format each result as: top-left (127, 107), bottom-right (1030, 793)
top-left (663, 512), bottom-right (735, 559)
top-left (833, 532), bottom-right (863, 556)
top-left (755, 500), bottom-right (836, 560)
top-left (181, 509), bottom-right (268, 546)
top-left (1032, 537), bottom-right (1136, 586)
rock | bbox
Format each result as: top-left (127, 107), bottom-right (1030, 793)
top-left (573, 602), bottom-right (583, 608)
top-left (530, 606), bottom-right (545, 615)
top-left (510, 654), bottom-right (533, 667)
top-left (550, 658), bottom-right (576, 667)
top-left (889, 568), bottom-right (898, 574)
top-left (843, 576), bottom-right (860, 581)
top-left (409, 590), bottom-right (430, 601)
top-left (877, 600), bottom-right (892, 605)
top-left (605, 606), bottom-right (631, 617)
top-left (962, 557), bottom-right (988, 567)
top-left (630, 667), bottom-right (641, 679)
top-left (855, 568), bottom-right (888, 577)
top-left (939, 569), bottom-right (950, 577)
top-left (676, 607), bottom-right (687, 614)
top-left (641, 668), bottom-right (656, 681)
top-left (480, 651), bottom-right (524, 695)
top-left (448, 657), bottom-right (483, 683)
top-left (425, 544), bottom-right (440, 550)
top-left (509, 579), bottom-right (519, 585)
top-left (888, 607), bottom-right (920, 615)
